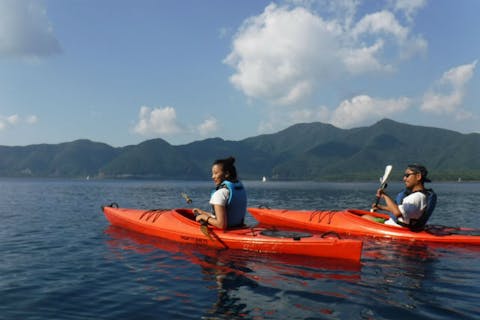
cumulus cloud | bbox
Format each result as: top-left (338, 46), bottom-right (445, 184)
top-left (224, 3), bottom-right (343, 105)
top-left (198, 116), bottom-right (219, 137)
top-left (421, 60), bottom-right (477, 119)
top-left (133, 106), bottom-right (182, 136)
top-left (0, 0), bottom-right (61, 59)
top-left (133, 106), bottom-right (221, 140)
top-left (343, 40), bottom-right (394, 74)
top-left (224, 1), bottom-right (426, 106)
top-left (257, 94), bottom-right (411, 133)
top-left (330, 95), bottom-right (411, 128)
top-left (393, 0), bottom-right (427, 21)
top-left (0, 114), bottom-right (38, 130)
top-left (257, 58), bottom-right (477, 133)
top-left (351, 10), bottom-right (408, 40)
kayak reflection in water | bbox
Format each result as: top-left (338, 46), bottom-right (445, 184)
top-left (364, 164), bottom-right (436, 229)
top-left (193, 156), bottom-right (247, 230)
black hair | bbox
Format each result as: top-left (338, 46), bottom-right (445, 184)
top-left (407, 163), bottom-right (431, 183)
top-left (213, 156), bottom-right (238, 181)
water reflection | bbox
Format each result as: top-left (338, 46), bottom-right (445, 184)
top-left (359, 238), bottom-right (480, 319)
top-left (104, 226), bottom-right (362, 319)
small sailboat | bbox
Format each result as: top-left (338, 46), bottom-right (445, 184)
top-left (262, 176), bottom-right (267, 182)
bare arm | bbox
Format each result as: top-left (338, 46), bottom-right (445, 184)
top-left (193, 205), bottom-right (227, 230)
top-left (372, 188), bottom-right (402, 218)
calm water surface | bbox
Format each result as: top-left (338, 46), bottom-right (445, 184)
top-left (0, 178), bottom-right (479, 319)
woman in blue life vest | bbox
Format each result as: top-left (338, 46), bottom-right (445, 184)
top-left (365, 164), bottom-right (435, 229)
top-left (193, 156), bottom-right (247, 230)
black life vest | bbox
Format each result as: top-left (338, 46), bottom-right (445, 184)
top-left (394, 188), bottom-right (437, 231)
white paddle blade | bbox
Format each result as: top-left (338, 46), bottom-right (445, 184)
top-left (371, 165), bottom-right (393, 212)
top-left (381, 165), bottom-right (393, 184)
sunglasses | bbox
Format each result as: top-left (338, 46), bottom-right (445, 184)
top-left (403, 172), bottom-right (417, 178)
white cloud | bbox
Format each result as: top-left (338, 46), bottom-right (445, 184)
top-left (421, 60), bottom-right (477, 117)
top-left (393, 0), bottom-right (427, 21)
top-left (224, 3), bottom-right (343, 105)
top-left (133, 107), bottom-right (221, 140)
top-left (197, 116), bottom-right (219, 136)
top-left (0, 113), bottom-right (38, 130)
top-left (321, 0), bottom-right (359, 30)
top-left (26, 115), bottom-right (38, 124)
top-left (133, 106), bottom-right (182, 136)
top-left (7, 114), bottom-right (19, 125)
top-left (343, 40), bottom-right (394, 74)
top-left (351, 10), bottom-right (408, 40)
top-left (0, 0), bottom-right (61, 59)
top-left (349, 8), bottom-right (427, 63)
top-left (224, 1), bottom-right (426, 108)
top-left (330, 94), bottom-right (411, 128)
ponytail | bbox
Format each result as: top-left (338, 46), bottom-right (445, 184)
top-left (213, 156), bottom-right (238, 181)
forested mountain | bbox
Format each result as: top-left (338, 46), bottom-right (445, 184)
top-left (1, 119), bottom-right (479, 181)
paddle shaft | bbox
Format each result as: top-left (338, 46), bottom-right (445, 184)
top-left (372, 182), bottom-right (387, 207)
top-left (370, 165), bottom-right (393, 212)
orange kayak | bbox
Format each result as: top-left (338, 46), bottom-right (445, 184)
top-left (248, 207), bottom-right (480, 245)
top-left (102, 204), bottom-right (363, 261)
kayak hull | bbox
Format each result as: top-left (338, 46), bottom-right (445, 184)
top-left (102, 205), bottom-right (363, 261)
top-left (248, 207), bottom-right (480, 245)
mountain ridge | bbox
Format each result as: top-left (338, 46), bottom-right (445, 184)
top-left (1, 119), bottom-right (479, 181)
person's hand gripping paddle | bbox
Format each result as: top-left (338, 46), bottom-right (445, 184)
top-left (181, 192), bottom-right (212, 240)
top-left (370, 165), bottom-right (393, 212)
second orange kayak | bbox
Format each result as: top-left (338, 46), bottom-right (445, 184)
top-left (248, 207), bottom-right (480, 245)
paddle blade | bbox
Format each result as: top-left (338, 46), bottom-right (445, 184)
top-left (200, 224), bottom-right (212, 240)
top-left (370, 165), bottom-right (393, 212)
top-left (380, 165), bottom-right (393, 188)
top-left (181, 192), bottom-right (192, 204)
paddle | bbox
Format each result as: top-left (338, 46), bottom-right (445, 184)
top-left (181, 192), bottom-right (212, 240)
top-left (370, 165), bottom-right (393, 212)
top-left (181, 192), bottom-right (192, 204)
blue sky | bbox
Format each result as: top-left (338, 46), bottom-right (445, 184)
top-left (0, 0), bottom-right (478, 147)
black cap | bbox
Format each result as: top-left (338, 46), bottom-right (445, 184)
top-left (407, 164), bottom-right (431, 183)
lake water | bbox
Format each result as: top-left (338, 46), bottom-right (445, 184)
top-left (0, 178), bottom-right (479, 319)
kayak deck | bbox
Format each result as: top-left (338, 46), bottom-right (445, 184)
top-left (248, 207), bottom-right (480, 245)
top-left (102, 204), bottom-right (363, 261)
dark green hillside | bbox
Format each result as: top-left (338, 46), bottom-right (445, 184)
top-left (0, 144), bottom-right (55, 176)
top-left (101, 139), bottom-right (200, 179)
top-left (52, 140), bottom-right (119, 176)
top-left (0, 119), bottom-right (479, 180)
top-left (242, 122), bottom-right (342, 155)
top-left (0, 140), bottom-right (117, 177)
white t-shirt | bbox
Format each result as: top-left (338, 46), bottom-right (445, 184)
top-left (385, 191), bottom-right (427, 227)
top-left (209, 188), bottom-right (230, 215)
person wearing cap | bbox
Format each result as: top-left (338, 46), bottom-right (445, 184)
top-left (364, 164), bottom-right (434, 228)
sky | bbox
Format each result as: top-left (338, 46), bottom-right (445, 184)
top-left (0, 0), bottom-right (479, 147)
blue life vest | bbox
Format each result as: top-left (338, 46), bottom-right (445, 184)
top-left (393, 188), bottom-right (437, 231)
top-left (212, 180), bottom-right (247, 227)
